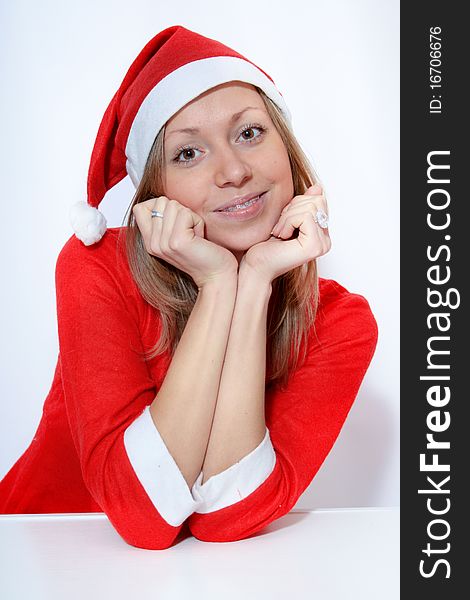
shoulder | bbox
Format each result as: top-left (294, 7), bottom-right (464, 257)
top-left (314, 277), bottom-right (379, 347)
top-left (57, 227), bottom-right (126, 266)
top-left (56, 227), bottom-right (128, 273)
top-left (55, 227), bottom-right (138, 293)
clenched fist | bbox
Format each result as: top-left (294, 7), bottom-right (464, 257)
top-left (133, 196), bottom-right (238, 289)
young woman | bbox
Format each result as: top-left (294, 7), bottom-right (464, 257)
top-left (0, 25), bottom-right (378, 550)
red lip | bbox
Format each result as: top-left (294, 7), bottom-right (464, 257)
top-left (214, 191), bottom-right (267, 212)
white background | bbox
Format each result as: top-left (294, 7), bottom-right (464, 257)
top-left (0, 0), bottom-right (399, 508)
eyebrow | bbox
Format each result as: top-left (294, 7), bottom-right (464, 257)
top-left (166, 107), bottom-right (264, 138)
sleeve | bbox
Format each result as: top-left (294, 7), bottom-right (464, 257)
top-left (190, 426), bottom-right (277, 512)
top-left (55, 235), bottom-right (202, 550)
top-left (187, 284), bottom-right (379, 543)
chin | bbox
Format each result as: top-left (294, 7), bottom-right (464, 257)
top-left (221, 231), bottom-right (270, 253)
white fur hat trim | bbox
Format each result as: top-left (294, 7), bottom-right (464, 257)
top-left (69, 201), bottom-right (107, 246)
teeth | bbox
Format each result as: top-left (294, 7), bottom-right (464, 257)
top-left (222, 195), bottom-right (261, 212)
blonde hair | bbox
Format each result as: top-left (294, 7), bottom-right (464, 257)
top-left (119, 87), bottom-right (320, 390)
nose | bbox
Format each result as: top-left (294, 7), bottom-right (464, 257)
top-left (213, 145), bottom-right (252, 188)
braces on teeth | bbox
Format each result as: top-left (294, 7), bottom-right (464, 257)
top-left (223, 195), bottom-right (261, 211)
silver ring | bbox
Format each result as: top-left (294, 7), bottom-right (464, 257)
top-left (151, 210), bottom-right (164, 219)
top-left (314, 209), bottom-right (329, 229)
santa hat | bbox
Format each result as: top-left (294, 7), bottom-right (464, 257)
top-left (70, 25), bottom-right (292, 246)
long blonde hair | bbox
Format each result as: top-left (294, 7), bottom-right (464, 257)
top-left (119, 87), bottom-right (320, 390)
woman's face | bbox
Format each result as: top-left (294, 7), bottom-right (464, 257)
top-left (162, 82), bottom-right (294, 261)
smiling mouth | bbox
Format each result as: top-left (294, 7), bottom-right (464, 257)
top-left (216, 193), bottom-right (266, 212)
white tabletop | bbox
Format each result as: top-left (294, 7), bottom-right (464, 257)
top-left (0, 507), bottom-right (399, 600)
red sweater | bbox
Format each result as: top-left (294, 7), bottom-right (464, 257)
top-left (0, 228), bottom-right (378, 549)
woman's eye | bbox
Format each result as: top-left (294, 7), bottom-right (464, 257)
top-left (174, 147), bottom-right (202, 164)
top-left (239, 126), bottom-right (264, 142)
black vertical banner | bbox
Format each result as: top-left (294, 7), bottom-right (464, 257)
top-left (401, 2), bottom-right (465, 596)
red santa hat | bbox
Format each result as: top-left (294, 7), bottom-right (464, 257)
top-left (70, 25), bottom-right (292, 246)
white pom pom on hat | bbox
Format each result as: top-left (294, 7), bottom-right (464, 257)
top-left (71, 25), bottom-right (292, 246)
top-left (70, 201), bottom-right (107, 246)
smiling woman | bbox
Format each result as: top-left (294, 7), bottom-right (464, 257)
top-left (0, 25), bottom-right (378, 551)
top-left (126, 77), bottom-right (324, 388)
top-left (162, 82), bottom-right (295, 258)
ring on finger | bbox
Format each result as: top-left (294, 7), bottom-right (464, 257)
top-left (314, 209), bottom-right (329, 229)
top-left (151, 210), bottom-right (164, 219)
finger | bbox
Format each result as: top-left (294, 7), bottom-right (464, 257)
top-left (157, 199), bottom-right (179, 255)
top-left (308, 191), bottom-right (329, 215)
top-left (280, 196), bottom-right (328, 217)
top-left (181, 207), bottom-right (205, 238)
top-left (275, 209), bottom-right (331, 242)
top-left (280, 189), bottom-right (328, 217)
top-left (168, 206), bottom-right (205, 252)
top-left (273, 200), bottom-right (329, 236)
top-left (148, 197), bottom-right (168, 256)
top-left (151, 197), bottom-right (166, 231)
top-left (305, 182), bottom-right (323, 196)
top-left (274, 210), bottom-right (316, 240)
top-left (295, 212), bottom-right (331, 257)
top-left (133, 197), bottom-right (160, 248)
top-left (270, 215), bottom-right (331, 273)
top-left (193, 217), bottom-right (205, 238)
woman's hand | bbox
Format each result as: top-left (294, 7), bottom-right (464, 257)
top-left (239, 183), bottom-right (331, 283)
top-left (133, 196), bottom-right (238, 289)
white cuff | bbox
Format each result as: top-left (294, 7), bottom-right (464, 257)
top-left (190, 428), bottom-right (276, 514)
top-left (123, 405), bottom-right (202, 527)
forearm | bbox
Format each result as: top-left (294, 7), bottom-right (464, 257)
top-left (149, 274), bottom-right (238, 489)
top-left (201, 267), bottom-right (272, 483)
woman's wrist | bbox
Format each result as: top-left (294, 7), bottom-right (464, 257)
top-left (197, 268), bottom-right (239, 295)
top-left (238, 263), bottom-right (273, 298)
